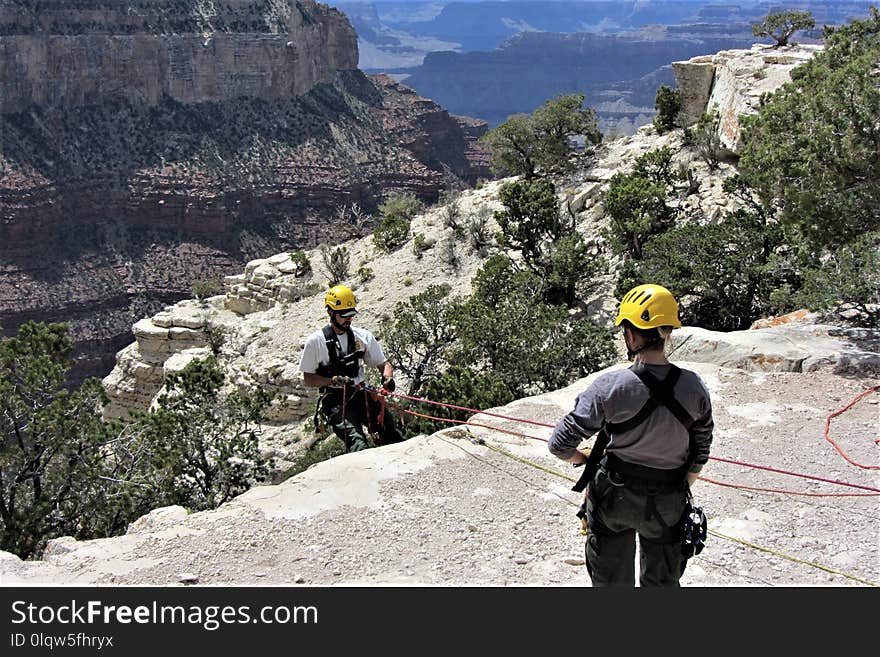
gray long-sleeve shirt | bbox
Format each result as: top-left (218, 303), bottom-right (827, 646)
top-left (548, 363), bottom-right (714, 473)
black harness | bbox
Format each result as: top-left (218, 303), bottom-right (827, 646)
top-left (572, 364), bottom-right (697, 494)
top-left (312, 325), bottom-right (364, 432)
top-left (315, 325), bottom-right (364, 385)
top-left (572, 364), bottom-right (706, 554)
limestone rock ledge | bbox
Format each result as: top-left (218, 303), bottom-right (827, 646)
top-left (5, 362), bottom-right (880, 587)
top-left (673, 43), bottom-right (822, 154)
top-left (670, 323), bottom-right (880, 375)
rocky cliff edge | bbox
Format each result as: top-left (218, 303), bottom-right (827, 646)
top-left (3, 43), bottom-right (879, 587)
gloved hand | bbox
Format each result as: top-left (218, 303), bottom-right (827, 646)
top-left (577, 502), bottom-right (589, 536)
top-left (380, 376), bottom-right (395, 393)
top-left (331, 375), bottom-right (354, 386)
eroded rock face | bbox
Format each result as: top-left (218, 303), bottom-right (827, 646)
top-left (0, 1), bottom-right (490, 382)
top-left (0, 1), bottom-right (358, 112)
top-left (672, 44), bottom-right (822, 154)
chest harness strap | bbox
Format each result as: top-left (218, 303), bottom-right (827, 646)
top-left (316, 325), bottom-right (364, 385)
top-left (571, 365), bottom-right (706, 553)
top-left (313, 326), bottom-right (365, 435)
top-left (571, 365), bottom-right (697, 494)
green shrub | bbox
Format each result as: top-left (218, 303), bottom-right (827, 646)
top-left (203, 324), bottom-right (228, 355)
top-left (794, 231), bottom-right (880, 327)
top-left (440, 240), bottom-right (460, 270)
top-left (653, 85), bottom-right (681, 134)
top-left (478, 94), bottom-right (602, 178)
top-left (467, 205), bottom-right (493, 254)
top-left (633, 147), bottom-right (680, 187)
top-left (406, 366), bottom-right (515, 436)
top-left (441, 192), bottom-right (463, 234)
top-left (379, 284), bottom-right (458, 395)
top-left (616, 209), bottom-right (805, 331)
top-left (0, 324), bottom-right (274, 559)
top-left (602, 172), bottom-right (675, 260)
top-left (192, 278), bottom-right (222, 301)
top-left (280, 435), bottom-right (346, 481)
top-left (412, 233), bottom-right (436, 257)
top-left (320, 244), bottom-right (350, 286)
top-left (687, 110), bottom-right (723, 170)
top-left (373, 193), bottom-right (420, 252)
top-left (373, 215), bottom-right (410, 252)
top-left (133, 357), bottom-right (275, 512)
top-left (288, 250), bottom-right (312, 277)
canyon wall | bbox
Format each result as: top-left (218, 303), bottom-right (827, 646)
top-left (0, 1), bottom-right (489, 381)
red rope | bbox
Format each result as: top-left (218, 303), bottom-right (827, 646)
top-left (341, 382), bottom-right (348, 446)
top-left (387, 386), bottom-right (880, 495)
top-left (699, 476), bottom-right (878, 497)
top-left (707, 456), bottom-right (880, 493)
top-left (387, 401), bottom-right (550, 443)
top-left (392, 391), bottom-right (556, 428)
top-left (823, 385), bottom-right (880, 469)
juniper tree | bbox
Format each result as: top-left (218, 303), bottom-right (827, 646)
top-left (752, 10), bottom-right (816, 47)
top-left (0, 323), bottom-right (276, 559)
top-left (479, 94), bottom-right (602, 178)
top-left (495, 178), bottom-right (604, 306)
top-left (739, 9), bottom-right (880, 249)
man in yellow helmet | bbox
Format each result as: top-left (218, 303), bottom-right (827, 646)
top-left (298, 285), bottom-right (405, 452)
top-left (548, 284), bottom-right (714, 586)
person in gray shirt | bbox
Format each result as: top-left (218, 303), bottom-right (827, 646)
top-left (548, 283), bottom-right (713, 586)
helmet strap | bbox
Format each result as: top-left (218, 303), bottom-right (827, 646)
top-left (328, 309), bottom-right (348, 333)
top-left (626, 340), bottom-right (661, 361)
top-left (624, 326), bottom-right (663, 361)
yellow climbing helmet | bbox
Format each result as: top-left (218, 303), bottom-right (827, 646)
top-left (325, 285), bottom-right (358, 315)
top-left (615, 283), bottom-right (681, 329)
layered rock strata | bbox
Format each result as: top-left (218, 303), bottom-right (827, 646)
top-left (0, 0), bottom-right (357, 112)
top-left (0, 0), bottom-right (489, 382)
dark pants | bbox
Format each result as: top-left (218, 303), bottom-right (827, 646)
top-left (320, 388), bottom-right (405, 453)
top-left (585, 463), bottom-right (688, 587)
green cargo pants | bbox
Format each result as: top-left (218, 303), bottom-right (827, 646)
top-left (320, 388), bottom-right (405, 453)
top-left (585, 464), bottom-right (688, 587)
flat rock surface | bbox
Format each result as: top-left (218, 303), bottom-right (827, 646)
top-left (2, 362), bottom-right (878, 587)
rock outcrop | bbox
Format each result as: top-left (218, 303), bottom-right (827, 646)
top-left (0, 0), bottom-right (358, 111)
top-left (0, 0), bottom-right (490, 382)
top-left (673, 44), bottom-right (822, 153)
